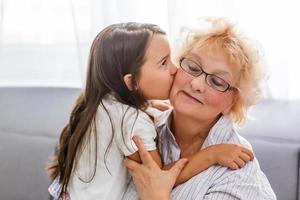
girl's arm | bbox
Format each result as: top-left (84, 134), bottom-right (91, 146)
top-left (163, 144), bottom-right (254, 186)
top-left (124, 136), bottom-right (187, 200)
top-left (127, 148), bottom-right (162, 168)
top-left (127, 136), bottom-right (254, 187)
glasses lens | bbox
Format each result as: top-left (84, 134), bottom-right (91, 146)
top-left (206, 75), bottom-right (229, 92)
top-left (181, 59), bottom-right (201, 77)
top-left (181, 58), bottom-right (232, 92)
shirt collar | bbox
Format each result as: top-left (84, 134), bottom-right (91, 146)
top-left (155, 109), bottom-right (173, 128)
top-left (202, 115), bottom-right (234, 148)
top-left (155, 109), bottom-right (179, 147)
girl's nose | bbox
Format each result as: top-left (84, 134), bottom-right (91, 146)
top-left (169, 62), bottom-right (178, 75)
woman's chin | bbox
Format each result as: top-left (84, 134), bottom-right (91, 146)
top-left (173, 99), bottom-right (201, 116)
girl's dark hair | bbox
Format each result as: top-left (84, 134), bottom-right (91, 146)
top-left (47, 22), bottom-right (165, 196)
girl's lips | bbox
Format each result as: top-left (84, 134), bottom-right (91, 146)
top-left (181, 91), bottom-right (203, 104)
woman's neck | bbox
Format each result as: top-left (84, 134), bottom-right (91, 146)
top-left (171, 111), bottom-right (217, 156)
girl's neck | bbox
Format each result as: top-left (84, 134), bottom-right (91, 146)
top-left (171, 111), bottom-right (217, 156)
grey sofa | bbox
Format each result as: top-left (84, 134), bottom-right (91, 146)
top-left (0, 87), bottom-right (299, 200)
top-left (240, 100), bottom-right (300, 200)
top-left (0, 87), bottom-right (81, 200)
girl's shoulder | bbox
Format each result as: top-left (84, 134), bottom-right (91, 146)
top-left (99, 94), bottom-right (150, 120)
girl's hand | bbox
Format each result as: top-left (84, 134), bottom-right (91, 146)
top-left (148, 100), bottom-right (172, 111)
top-left (124, 136), bottom-right (188, 200)
top-left (207, 144), bottom-right (254, 170)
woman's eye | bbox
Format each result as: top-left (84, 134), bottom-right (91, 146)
top-left (211, 76), bottom-right (226, 86)
top-left (188, 64), bottom-right (199, 72)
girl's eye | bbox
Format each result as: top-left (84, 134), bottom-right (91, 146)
top-left (160, 59), bottom-right (168, 68)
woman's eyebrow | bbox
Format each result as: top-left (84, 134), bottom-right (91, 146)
top-left (188, 53), bottom-right (202, 65)
top-left (189, 53), bottom-right (231, 76)
top-left (214, 70), bottom-right (231, 76)
top-left (156, 54), bottom-right (169, 64)
top-left (188, 53), bottom-right (204, 66)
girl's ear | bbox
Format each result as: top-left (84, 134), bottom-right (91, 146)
top-left (123, 74), bottom-right (134, 91)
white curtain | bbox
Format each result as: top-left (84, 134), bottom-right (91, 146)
top-left (1, 0), bottom-right (299, 99)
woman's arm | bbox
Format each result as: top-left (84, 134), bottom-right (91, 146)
top-left (124, 136), bottom-right (188, 200)
top-left (164, 144), bottom-right (254, 186)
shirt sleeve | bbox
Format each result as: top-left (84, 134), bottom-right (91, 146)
top-left (203, 159), bottom-right (276, 200)
top-left (115, 108), bottom-right (157, 156)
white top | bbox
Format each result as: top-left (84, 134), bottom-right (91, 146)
top-left (123, 109), bottom-right (277, 200)
top-left (67, 94), bottom-right (157, 200)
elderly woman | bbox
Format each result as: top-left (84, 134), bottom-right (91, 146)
top-left (123, 18), bottom-right (276, 200)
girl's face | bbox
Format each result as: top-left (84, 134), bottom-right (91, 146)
top-left (169, 48), bottom-right (239, 121)
top-left (137, 34), bottom-right (177, 100)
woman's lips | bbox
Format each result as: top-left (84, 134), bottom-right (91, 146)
top-left (181, 91), bottom-right (203, 104)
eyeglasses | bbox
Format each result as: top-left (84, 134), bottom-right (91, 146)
top-left (179, 57), bottom-right (235, 92)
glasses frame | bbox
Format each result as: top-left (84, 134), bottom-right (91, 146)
top-left (179, 57), bottom-right (236, 92)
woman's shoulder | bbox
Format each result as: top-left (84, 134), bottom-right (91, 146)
top-left (207, 116), bottom-right (246, 145)
top-left (223, 128), bottom-right (253, 150)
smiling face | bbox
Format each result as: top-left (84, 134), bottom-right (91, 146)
top-left (137, 34), bottom-right (177, 100)
top-left (169, 48), bottom-right (238, 122)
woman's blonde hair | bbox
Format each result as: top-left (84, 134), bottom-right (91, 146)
top-left (175, 17), bottom-right (266, 126)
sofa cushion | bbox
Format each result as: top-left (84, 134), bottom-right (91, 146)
top-left (0, 130), bottom-right (57, 200)
top-left (245, 137), bottom-right (299, 200)
top-left (0, 87), bottom-right (81, 200)
top-left (0, 87), bottom-right (81, 137)
top-left (240, 99), bottom-right (300, 200)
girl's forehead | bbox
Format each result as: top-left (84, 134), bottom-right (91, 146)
top-left (145, 35), bottom-right (170, 56)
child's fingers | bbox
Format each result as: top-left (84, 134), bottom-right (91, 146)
top-left (149, 100), bottom-right (172, 111)
top-left (132, 136), bottom-right (156, 166)
top-left (241, 147), bottom-right (254, 160)
top-left (162, 101), bottom-right (172, 107)
top-left (235, 158), bottom-right (246, 168)
top-left (239, 153), bottom-right (251, 163)
top-left (155, 103), bottom-right (170, 111)
top-left (229, 162), bottom-right (239, 170)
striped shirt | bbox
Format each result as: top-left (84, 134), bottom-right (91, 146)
top-left (123, 109), bottom-right (277, 200)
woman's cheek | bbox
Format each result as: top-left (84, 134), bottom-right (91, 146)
top-left (205, 92), bottom-right (224, 106)
top-left (174, 69), bottom-right (190, 86)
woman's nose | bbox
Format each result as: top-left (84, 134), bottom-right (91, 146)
top-left (190, 74), bottom-right (206, 92)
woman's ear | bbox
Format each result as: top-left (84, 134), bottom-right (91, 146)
top-left (123, 74), bottom-right (134, 91)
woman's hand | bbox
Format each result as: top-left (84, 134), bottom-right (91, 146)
top-left (207, 144), bottom-right (254, 170)
top-left (124, 136), bottom-right (188, 200)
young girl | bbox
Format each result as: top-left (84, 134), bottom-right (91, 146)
top-left (48, 22), bottom-right (254, 200)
